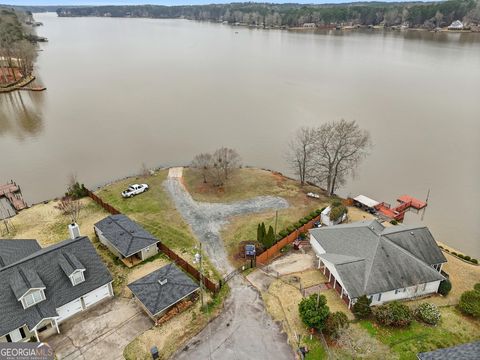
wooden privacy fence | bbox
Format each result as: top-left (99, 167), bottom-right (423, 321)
top-left (85, 189), bottom-right (121, 215)
top-left (256, 215), bottom-right (321, 265)
top-left (159, 243), bottom-right (219, 293)
top-left (85, 188), bottom-right (219, 293)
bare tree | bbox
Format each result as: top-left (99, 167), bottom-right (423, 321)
top-left (286, 127), bottom-right (317, 185)
top-left (140, 162), bottom-right (149, 178)
top-left (55, 196), bottom-right (83, 224)
top-left (191, 153), bottom-right (213, 183)
top-left (212, 147), bottom-right (241, 182)
top-left (287, 120), bottom-right (371, 196)
top-left (312, 119), bottom-right (371, 196)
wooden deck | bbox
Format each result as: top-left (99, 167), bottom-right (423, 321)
top-left (0, 181), bottom-right (27, 212)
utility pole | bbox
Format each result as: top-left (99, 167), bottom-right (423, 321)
top-left (199, 242), bottom-right (204, 307)
top-left (274, 210), bottom-right (278, 239)
top-left (421, 189), bottom-right (430, 222)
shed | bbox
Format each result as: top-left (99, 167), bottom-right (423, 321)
top-left (94, 215), bottom-right (159, 266)
top-left (128, 263), bottom-right (199, 319)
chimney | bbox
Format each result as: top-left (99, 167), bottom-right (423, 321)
top-left (68, 223), bottom-right (81, 239)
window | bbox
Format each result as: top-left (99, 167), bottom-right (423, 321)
top-left (395, 288), bottom-right (406, 295)
top-left (23, 290), bottom-right (44, 308)
top-left (376, 293), bottom-right (382, 302)
top-left (71, 271), bottom-right (85, 286)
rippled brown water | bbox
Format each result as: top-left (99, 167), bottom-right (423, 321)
top-left (1, 13), bottom-right (479, 256)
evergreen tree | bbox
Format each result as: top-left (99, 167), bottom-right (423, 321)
top-left (352, 295), bottom-right (372, 319)
top-left (266, 225), bottom-right (275, 248)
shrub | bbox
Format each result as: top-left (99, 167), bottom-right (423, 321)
top-left (438, 245), bottom-right (443, 249)
top-left (315, 209), bottom-right (323, 215)
top-left (458, 290), bottom-right (480, 318)
top-left (287, 226), bottom-right (295, 233)
top-left (66, 182), bottom-right (88, 199)
top-left (445, 249), bottom-right (450, 253)
top-left (330, 204), bottom-right (347, 222)
top-left (324, 312), bottom-right (349, 339)
top-left (464, 255), bottom-right (471, 261)
top-left (414, 303), bottom-right (441, 325)
top-left (310, 211), bottom-right (318, 218)
top-left (298, 294), bottom-right (330, 331)
top-left (294, 222), bottom-right (302, 229)
top-left (472, 259), bottom-right (478, 264)
top-left (278, 230), bottom-right (289, 238)
top-left (390, 219), bottom-right (398, 225)
top-left (299, 232), bottom-right (307, 240)
top-left (451, 252), bottom-right (457, 256)
top-left (458, 254), bottom-right (465, 259)
top-left (374, 301), bottom-right (413, 327)
top-left (474, 283), bottom-right (480, 292)
top-left (300, 218), bottom-right (309, 225)
top-left (352, 295), bottom-right (372, 319)
top-left (306, 214), bottom-right (314, 221)
top-left (438, 279), bottom-right (452, 296)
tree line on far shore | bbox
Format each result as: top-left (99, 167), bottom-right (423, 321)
top-left (55, 0), bottom-right (480, 28)
top-left (0, 7), bottom-right (37, 85)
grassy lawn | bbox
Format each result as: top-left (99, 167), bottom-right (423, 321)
top-left (96, 169), bottom-right (219, 281)
top-left (358, 306), bottom-right (480, 360)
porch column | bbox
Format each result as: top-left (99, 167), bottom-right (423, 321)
top-left (53, 319), bottom-right (60, 334)
top-left (318, 258), bottom-right (322, 269)
top-left (34, 329), bottom-right (39, 342)
top-left (340, 287), bottom-right (344, 298)
top-left (328, 272), bottom-right (331, 282)
top-left (333, 278), bottom-right (336, 289)
top-left (348, 297), bottom-right (352, 309)
top-left (323, 266), bottom-right (326, 275)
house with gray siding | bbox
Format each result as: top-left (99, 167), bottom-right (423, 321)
top-left (0, 237), bottom-right (113, 342)
top-left (94, 214), bottom-right (160, 266)
top-left (309, 220), bottom-right (447, 308)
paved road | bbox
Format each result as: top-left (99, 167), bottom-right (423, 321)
top-left (164, 170), bottom-right (294, 360)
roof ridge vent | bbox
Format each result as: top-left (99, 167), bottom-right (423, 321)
top-left (158, 279), bottom-right (168, 286)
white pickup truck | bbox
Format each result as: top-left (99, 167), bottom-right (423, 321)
top-left (121, 184), bottom-right (149, 198)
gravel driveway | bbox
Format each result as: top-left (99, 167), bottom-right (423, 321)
top-left (163, 172), bottom-right (289, 273)
top-left (164, 169), bottom-right (294, 360)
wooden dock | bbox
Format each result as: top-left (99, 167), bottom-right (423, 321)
top-left (0, 181), bottom-right (27, 212)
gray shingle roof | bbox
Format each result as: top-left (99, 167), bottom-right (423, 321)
top-left (310, 220), bottom-right (446, 298)
top-left (128, 263), bottom-right (199, 317)
top-left (95, 215), bottom-right (159, 257)
top-left (0, 237), bottom-right (112, 336)
top-left (417, 341), bottom-right (480, 360)
top-left (0, 239), bottom-right (41, 268)
top-left (58, 252), bottom-right (85, 277)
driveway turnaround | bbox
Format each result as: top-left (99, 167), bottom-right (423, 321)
top-left (165, 168), bottom-right (294, 360)
top-left (48, 298), bottom-right (151, 360)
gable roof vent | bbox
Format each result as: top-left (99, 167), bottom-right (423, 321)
top-left (158, 279), bottom-right (168, 286)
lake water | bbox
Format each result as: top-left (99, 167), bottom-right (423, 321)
top-left (1, 13), bottom-right (479, 256)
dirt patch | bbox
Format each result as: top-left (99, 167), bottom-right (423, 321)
top-left (267, 251), bottom-right (317, 275)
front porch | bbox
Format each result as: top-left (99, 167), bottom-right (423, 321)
top-left (121, 253), bottom-right (143, 268)
top-left (318, 258), bottom-right (353, 309)
top-left (33, 318), bottom-right (60, 341)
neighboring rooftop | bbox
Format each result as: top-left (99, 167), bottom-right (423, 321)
top-left (95, 214), bottom-right (159, 258)
top-left (0, 237), bottom-right (112, 336)
top-left (310, 220), bottom-right (446, 298)
top-left (128, 263), bottom-right (199, 317)
top-left (417, 341), bottom-right (480, 360)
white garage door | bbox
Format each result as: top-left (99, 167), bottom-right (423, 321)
top-left (57, 298), bottom-right (83, 323)
top-left (83, 284), bottom-right (111, 308)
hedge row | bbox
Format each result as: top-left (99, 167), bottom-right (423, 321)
top-left (439, 246), bottom-right (478, 265)
top-left (277, 207), bottom-right (325, 239)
